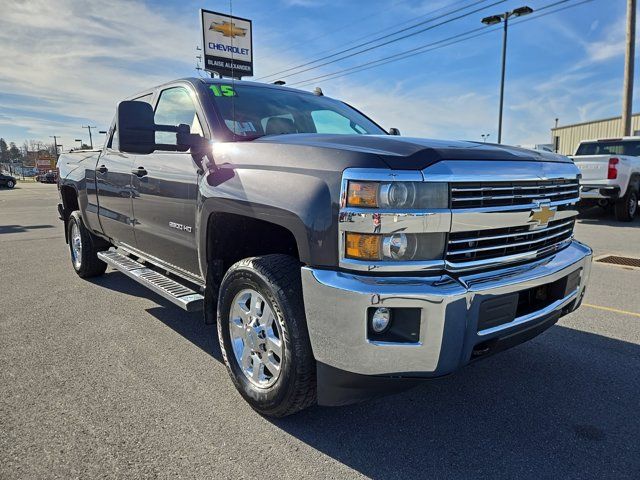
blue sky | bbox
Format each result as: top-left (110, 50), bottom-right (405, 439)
top-left (0, 0), bottom-right (632, 148)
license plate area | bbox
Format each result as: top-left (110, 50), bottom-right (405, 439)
top-left (477, 269), bottom-right (581, 332)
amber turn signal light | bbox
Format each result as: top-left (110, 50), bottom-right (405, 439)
top-left (345, 233), bottom-right (382, 260)
top-left (346, 181), bottom-right (378, 207)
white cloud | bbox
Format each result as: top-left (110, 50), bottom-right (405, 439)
top-left (0, 0), bottom-right (199, 142)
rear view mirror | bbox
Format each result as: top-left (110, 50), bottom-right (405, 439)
top-left (389, 128), bottom-right (401, 136)
top-left (117, 101), bottom-right (156, 154)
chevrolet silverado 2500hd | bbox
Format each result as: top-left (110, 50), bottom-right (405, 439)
top-left (571, 137), bottom-right (640, 221)
top-left (57, 78), bottom-right (592, 416)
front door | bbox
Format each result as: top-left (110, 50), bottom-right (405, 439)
top-left (130, 86), bottom-right (203, 278)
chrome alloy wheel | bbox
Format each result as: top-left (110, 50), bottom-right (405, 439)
top-left (70, 222), bottom-right (82, 269)
top-left (629, 193), bottom-right (638, 217)
top-left (229, 288), bottom-right (283, 388)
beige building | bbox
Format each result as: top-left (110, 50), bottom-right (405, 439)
top-left (551, 113), bottom-right (640, 155)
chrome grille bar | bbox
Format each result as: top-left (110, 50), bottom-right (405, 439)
top-left (451, 179), bottom-right (580, 209)
top-left (451, 184), bottom-right (579, 192)
top-left (452, 189), bottom-right (579, 202)
top-left (446, 216), bottom-right (576, 266)
top-left (448, 227), bottom-right (574, 256)
top-left (448, 219), bottom-right (574, 244)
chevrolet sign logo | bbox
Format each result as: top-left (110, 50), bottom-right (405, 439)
top-left (210, 21), bottom-right (247, 38)
top-left (529, 202), bottom-right (556, 228)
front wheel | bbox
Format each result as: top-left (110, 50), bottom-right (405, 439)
top-left (217, 255), bottom-right (316, 417)
top-left (614, 186), bottom-right (638, 221)
top-left (6, 180), bottom-right (15, 189)
top-left (67, 211), bottom-right (108, 278)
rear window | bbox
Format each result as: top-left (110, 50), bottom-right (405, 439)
top-left (576, 140), bottom-right (640, 156)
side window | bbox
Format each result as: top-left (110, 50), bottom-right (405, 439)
top-left (154, 87), bottom-right (203, 146)
top-left (311, 110), bottom-right (367, 134)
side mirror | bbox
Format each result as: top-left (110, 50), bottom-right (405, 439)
top-left (389, 128), bottom-right (401, 136)
top-left (117, 101), bottom-right (156, 154)
top-left (117, 100), bottom-right (198, 154)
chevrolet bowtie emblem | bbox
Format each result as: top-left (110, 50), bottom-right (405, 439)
top-left (210, 21), bottom-right (247, 38)
top-left (529, 203), bottom-right (556, 228)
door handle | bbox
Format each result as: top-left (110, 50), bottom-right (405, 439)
top-left (97, 165), bottom-right (108, 174)
top-left (132, 167), bottom-right (148, 178)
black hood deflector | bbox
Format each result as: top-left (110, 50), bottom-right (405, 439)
top-left (256, 134), bottom-right (570, 170)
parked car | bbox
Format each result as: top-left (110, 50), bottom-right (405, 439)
top-left (571, 137), bottom-right (640, 221)
top-left (0, 173), bottom-right (17, 189)
top-left (40, 171), bottom-right (58, 183)
top-left (57, 78), bottom-right (592, 416)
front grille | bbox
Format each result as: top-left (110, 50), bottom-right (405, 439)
top-left (451, 179), bottom-right (580, 209)
top-left (447, 218), bottom-right (575, 265)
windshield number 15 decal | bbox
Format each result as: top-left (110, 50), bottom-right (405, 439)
top-left (210, 85), bottom-right (236, 97)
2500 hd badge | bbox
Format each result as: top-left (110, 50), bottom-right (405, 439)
top-left (57, 78), bottom-right (592, 417)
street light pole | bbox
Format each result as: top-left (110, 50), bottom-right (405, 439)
top-left (482, 6), bottom-right (533, 144)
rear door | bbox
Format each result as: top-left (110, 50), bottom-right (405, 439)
top-left (96, 93), bottom-right (154, 246)
top-left (130, 85), bottom-right (204, 279)
top-left (95, 125), bottom-right (137, 246)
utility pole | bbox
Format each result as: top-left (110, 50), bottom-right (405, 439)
top-left (622, 0), bottom-right (636, 136)
top-left (49, 136), bottom-right (61, 158)
top-left (82, 125), bottom-right (97, 149)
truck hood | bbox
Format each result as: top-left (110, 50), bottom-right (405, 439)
top-left (255, 134), bottom-right (571, 170)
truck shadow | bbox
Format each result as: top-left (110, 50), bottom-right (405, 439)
top-left (89, 271), bottom-right (222, 361)
top-left (267, 326), bottom-right (640, 479)
top-left (90, 272), bottom-right (640, 478)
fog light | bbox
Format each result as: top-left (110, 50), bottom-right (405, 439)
top-left (371, 307), bottom-right (392, 333)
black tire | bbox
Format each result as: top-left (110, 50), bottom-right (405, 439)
top-left (217, 254), bottom-right (316, 417)
top-left (67, 211), bottom-right (108, 278)
top-left (614, 185), bottom-right (638, 222)
top-left (6, 180), bottom-right (15, 189)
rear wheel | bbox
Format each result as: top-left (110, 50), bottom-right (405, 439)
top-left (6, 180), bottom-right (15, 189)
top-left (614, 186), bottom-right (638, 222)
top-left (217, 255), bottom-right (316, 417)
top-left (67, 211), bottom-right (108, 278)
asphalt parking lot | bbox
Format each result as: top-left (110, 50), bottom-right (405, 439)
top-left (1, 182), bottom-right (639, 479)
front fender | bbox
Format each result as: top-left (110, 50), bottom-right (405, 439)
top-left (197, 164), bottom-right (339, 277)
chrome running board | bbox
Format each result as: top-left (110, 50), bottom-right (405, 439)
top-left (97, 250), bottom-right (204, 312)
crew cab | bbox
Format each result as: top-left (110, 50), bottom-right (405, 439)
top-left (571, 137), bottom-right (640, 221)
top-left (57, 78), bottom-right (592, 416)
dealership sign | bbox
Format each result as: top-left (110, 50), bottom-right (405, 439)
top-left (201, 9), bottom-right (253, 78)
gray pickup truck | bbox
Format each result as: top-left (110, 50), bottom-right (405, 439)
top-left (57, 78), bottom-right (592, 416)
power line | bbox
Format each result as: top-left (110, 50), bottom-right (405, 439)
top-left (258, 0), bottom-right (479, 80)
top-left (256, 0), bottom-right (505, 81)
top-left (287, 0), bottom-right (476, 62)
top-left (291, 0), bottom-right (596, 88)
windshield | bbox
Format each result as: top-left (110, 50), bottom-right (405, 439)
top-left (576, 140), bottom-right (640, 156)
top-left (208, 83), bottom-right (386, 139)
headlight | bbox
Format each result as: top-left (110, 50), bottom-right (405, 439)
top-left (345, 232), bottom-right (446, 262)
top-left (347, 181), bottom-right (448, 209)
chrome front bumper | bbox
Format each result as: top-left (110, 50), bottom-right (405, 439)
top-left (301, 240), bottom-right (592, 377)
